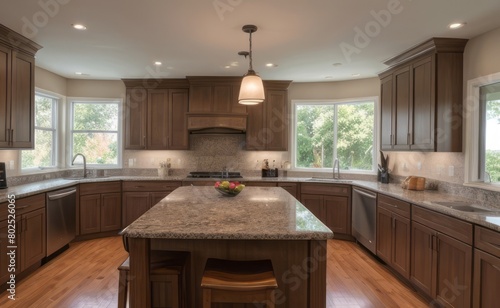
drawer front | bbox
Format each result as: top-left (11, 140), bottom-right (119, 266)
top-left (242, 181), bottom-right (277, 187)
top-left (122, 181), bottom-right (182, 192)
top-left (300, 183), bottom-right (350, 196)
top-left (475, 226), bottom-right (500, 258)
top-left (412, 205), bottom-right (473, 245)
top-left (378, 194), bottom-right (410, 218)
top-left (80, 181), bottom-right (121, 195)
top-left (0, 193), bottom-right (45, 219)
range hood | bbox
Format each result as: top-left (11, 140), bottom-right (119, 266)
top-left (187, 113), bottom-right (247, 134)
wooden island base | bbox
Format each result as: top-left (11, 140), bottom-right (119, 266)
top-left (128, 238), bottom-right (327, 308)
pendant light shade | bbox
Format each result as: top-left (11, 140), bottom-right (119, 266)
top-left (238, 25), bottom-right (265, 105)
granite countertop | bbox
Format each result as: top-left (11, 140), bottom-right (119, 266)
top-left (1, 175), bottom-right (500, 232)
top-left (121, 186), bottom-right (334, 240)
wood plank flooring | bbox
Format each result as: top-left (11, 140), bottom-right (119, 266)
top-left (0, 237), bottom-right (427, 307)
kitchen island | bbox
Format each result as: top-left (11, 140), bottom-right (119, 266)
top-left (120, 186), bottom-right (333, 307)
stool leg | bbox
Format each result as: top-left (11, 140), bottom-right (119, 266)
top-left (266, 289), bottom-right (275, 308)
top-left (118, 269), bottom-right (128, 308)
top-left (202, 289), bottom-right (211, 308)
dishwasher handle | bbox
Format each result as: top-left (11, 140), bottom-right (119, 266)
top-left (353, 188), bottom-right (377, 199)
top-left (48, 188), bottom-right (77, 201)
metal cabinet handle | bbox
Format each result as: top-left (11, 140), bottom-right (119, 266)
top-left (48, 188), bottom-right (77, 200)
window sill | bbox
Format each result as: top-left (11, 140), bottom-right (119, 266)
top-left (463, 181), bottom-right (500, 193)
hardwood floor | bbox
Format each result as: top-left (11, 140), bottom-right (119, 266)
top-left (0, 237), bottom-right (427, 307)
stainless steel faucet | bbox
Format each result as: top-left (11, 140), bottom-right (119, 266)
top-left (72, 153), bottom-right (87, 178)
top-left (333, 158), bottom-right (340, 179)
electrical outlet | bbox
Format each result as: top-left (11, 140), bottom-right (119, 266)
top-left (416, 162), bottom-right (422, 170)
top-left (448, 165), bottom-right (454, 177)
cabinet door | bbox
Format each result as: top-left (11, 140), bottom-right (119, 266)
top-left (278, 183), bottom-right (298, 199)
top-left (324, 195), bottom-right (349, 234)
top-left (213, 85), bottom-right (232, 112)
top-left (100, 193), bottom-right (122, 232)
top-left (147, 89), bottom-right (169, 149)
top-left (123, 192), bottom-right (151, 226)
top-left (473, 249), bottom-right (500, 308)
top-left (124, 88), bottom-right (147, 149)
top-left (300, 194), bottom-right (324, 224)
top-left (376, 206), bottom-right (393, 264)
top-left (150, 191), bottom-right (170, 206)
top-left (80, 194), bottom-right (101, 235)
top-left (393, 66), bottom-right (411, 150)
top-left (21, 208), bottom-right (46, 271)
top-left (265, 90), bottom-right (288, 151)
top-left (0, 220), bottom-right (10, 284)
top-left (411, 221), bottom-right (435, 297)
top-left (10, 51), bottom-right (35, 148)
top-left (435, 233), bottom-right (472, 308)
top-left (246, 102), bottom-right (265, 150)
top-left (0, 45), bottom-right (10, 147)
top-left (392, 214), bottom-right (410, 279)
top-left (169, 89), bottom-right (189, 150)
top-left (411, 56), bottom-right (435, 151)
top-left (189, 85), bottom-right (211, 113)
top-left (380, 75), bottom-right (393, 150)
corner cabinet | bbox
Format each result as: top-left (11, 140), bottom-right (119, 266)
top-left (79, 182), bottom-right (122, 235)
top-left (379, 38), bottom-right (467, 152)
top-left (246, 81), bottom-right (292, 151)
top-left (0, 24), bottom-right (42, 149)
top-left (122, 79), bottom-right (189, 150)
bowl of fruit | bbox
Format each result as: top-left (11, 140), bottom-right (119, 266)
top-left (214, 181), bottom-right (245, 197)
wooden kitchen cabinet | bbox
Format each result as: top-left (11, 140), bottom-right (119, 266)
top-left (300, 183), bottom-right (351, 235)
top-left (122, 181), bottom-right (181, 226)
top-left (122, 79), bottom-right (189, 150)
top-left (0, 25), bottom-right (41, 149)
top-left (376, 194), bottom-right (411, 279)
top-left (473, 226), bottom-right (500, 308)
top-left (278, 182), bottom-right (298, 198)
top-left (0, 193), bottom-right (45, 286)
top-left (411, 205), bottom-right (473, 307)
top-left (187, 77), bottom-right (247, 114)
top-left (246, 82), bottom-right (291, 151)
top-left (79, 182), bottom-right (122, 235)
top-left (379, 38), bottom-right (467, 152)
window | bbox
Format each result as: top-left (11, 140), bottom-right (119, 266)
top-left (21, 93), bottom-right (57, 169)
top-left (70, 99), bottom-right (121, 167)
top-left (292, 98), bottom-right (377, 172)
top-left (466, 72), bottom-right (500, 190)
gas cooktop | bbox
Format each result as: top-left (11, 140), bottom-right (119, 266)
top-left (186, 171), bottom-right (243, 179)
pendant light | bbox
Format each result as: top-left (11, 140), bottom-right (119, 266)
top-left (238, 25), bottom-right (265, 105)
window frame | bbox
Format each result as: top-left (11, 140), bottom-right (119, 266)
top-left (20, 89), bottom-right (60, 171)
top-left (68, 97), bottom-right (123, 168)
top-left (290, 96), bottom-right (379, 174)
top-left (465, 72), bottom-right (500, 191)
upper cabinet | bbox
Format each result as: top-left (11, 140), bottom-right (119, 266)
top-left (122, 79), bottom-right (189, 150)
top-left (187, 77), bottom-right (247, 114)
top-left (379, 38), bottom-right (467, 152)
top-left (246, 81), bottom-right (292, 151)
top-left (0, 24), bottom-right (42, 149)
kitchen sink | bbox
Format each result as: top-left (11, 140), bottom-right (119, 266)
top-left (63, 175), bottom-right (109, 180)
top-left (434, 201), bottom-right (499, 213)
top-left (305, 177), bottom-right (352, 184)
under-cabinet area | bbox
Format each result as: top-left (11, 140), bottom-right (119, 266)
top-left (0, 178), bottom-right (499, 307)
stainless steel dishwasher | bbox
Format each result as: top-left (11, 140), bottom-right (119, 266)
top-left (352, 187), bottom-right (377, 254)
top-left (46, 187), bottom-right (77, 256)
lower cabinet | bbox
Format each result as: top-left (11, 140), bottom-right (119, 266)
top-left (278, 182), bottom-right (298, 198)
top-left (0, 193), bottom-right (46, 285)
top-left (411, 206), bottom-right (473, 308)
top-left (300, 183), bottom-right (351, 235)
top-left (376, 194), bottom-right (411, 279)
top-left (122, 181), bottom-right (181, 226)
top-left (473, 226), bottom-right (500, 308)
top-left (79, 182), bottom-right (122, 235)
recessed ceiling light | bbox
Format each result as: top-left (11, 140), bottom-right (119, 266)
top-left (230, 62), bottom-right (239, 67)
top-left (224, 65), bottom-right (231, 69)
top-left (154, 61), bottom-right (162, 66)
top-left (75, 72), bottom-right (83, 75)
top-left (352, 73), bottom-right (361, 77)
top-left (266, 63), bottom-right (278, 67)
top-left (72, 24), bottom-right (87, 30)
top-left (449, 22), bottom-right (466, 29)
top-left (332, 63), bottom-right (342, 67)
top-left (325, 76), bottom-right (333, 79)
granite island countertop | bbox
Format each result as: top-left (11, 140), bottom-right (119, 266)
top-left (120, 186), bottom-right (334, 240)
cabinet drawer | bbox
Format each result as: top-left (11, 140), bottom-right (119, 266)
top-left (243, 181), bottom-right (277, 187)
top-left (122, 181), bottom-right (182, 192)
top-left (412, 205), bottom-right (473, 245)
top-left (475, 226), bottom-right (500, 258)
top-left (378, 194), bottom-right (410, 219)
top-left (80, 181), bottom-right (121, 195)
top-left (300, 183), bottom-right (350, 196)
top-left (0, 193), bottom-right (45, 219)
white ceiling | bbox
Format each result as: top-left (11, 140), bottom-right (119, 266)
top-left (1, 0), bottom-right (500, 82)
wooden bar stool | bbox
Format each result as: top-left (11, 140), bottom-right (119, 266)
top-left (201, 258), bottom-right (278, 308)
top-left (118, 236), bottom-right (189, 308)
